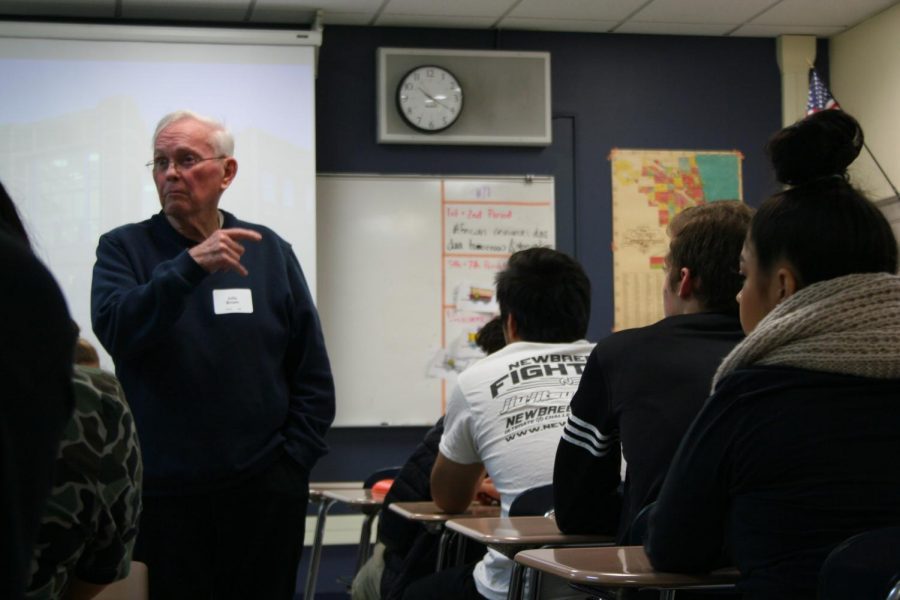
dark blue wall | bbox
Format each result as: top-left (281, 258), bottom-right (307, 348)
top-left (316, 25), bottom-right (785, 341)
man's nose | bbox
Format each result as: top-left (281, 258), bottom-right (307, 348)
top-left (163, 161), bottom-right (181, 178)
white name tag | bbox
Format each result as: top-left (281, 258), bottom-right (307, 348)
top-left (213, 289), bottom-right (253, 315)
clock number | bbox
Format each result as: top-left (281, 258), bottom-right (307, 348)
top-left (426, 68), bottom-right (434, 77)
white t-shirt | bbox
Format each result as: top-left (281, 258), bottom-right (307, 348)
top-left (439, 340), bottom-right (595, 600)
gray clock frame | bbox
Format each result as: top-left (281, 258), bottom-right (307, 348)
top-left (377, 47), bottom-right (551, 146)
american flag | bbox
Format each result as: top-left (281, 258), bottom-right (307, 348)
top-left (806, 69), bottom-right (840, 115)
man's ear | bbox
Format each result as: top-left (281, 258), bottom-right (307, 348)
top-left (221, 157), bottom-right (238, 190)
top-left (677, 267), bottom-right (695, 299)
top-left (504, 313), bottom-right (519, 343)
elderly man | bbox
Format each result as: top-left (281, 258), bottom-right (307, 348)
top-left (91, 110), bottom-right (335, 599)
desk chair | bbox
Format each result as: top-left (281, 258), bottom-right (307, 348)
top-left (819, 527), bottom-right (900, 600)
top-left (357, 466), bottom-right (402, 572)
top-left (509, 483), bottom-right (554, 518)
top-left (570, 502), bottom-right (736, 600)
top-left (515, 546), bottom-right (739, 600)
top-left (303, 470), bottom-right (399, 600)
top-left (505, 483), bottom-right (554, 599)
top-left (622, 501), bottom-right (655, 546)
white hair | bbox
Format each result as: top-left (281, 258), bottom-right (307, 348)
top-left (151, 110), bottom-right (234, 156)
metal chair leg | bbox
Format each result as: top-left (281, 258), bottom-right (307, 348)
top-left (436, 529), bottom-right (453, 571)
top-left (507, 562), bottom-right (525, 600)
top-left (303, 497), bottom-right (336, 599)
top-left (355, 512), bottom-right (377, 574)
top-left (454, 532), bottom-right (469, 566)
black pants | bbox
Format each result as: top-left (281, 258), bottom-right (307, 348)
top-left (401, 562), bottom-right (487, 600)
top-left (134, 455), bottom-right (309, 600)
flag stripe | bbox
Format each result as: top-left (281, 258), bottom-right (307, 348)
top-left (807, 69), bottom-right (840, 116)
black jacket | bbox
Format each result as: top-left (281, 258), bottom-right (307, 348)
top-left (647, 366), bottom-right (900, 599)
top-left (554, 312), bottom-right (743, 542)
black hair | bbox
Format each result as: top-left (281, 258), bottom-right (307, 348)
top-left (475, 316), bottom-right (506, 355)
top-left (666, 201), bottom-right (753, 313)
top-left (495, 247), bottom-right (590, 343)
top-left (752, 110), bottom-right (898, 287)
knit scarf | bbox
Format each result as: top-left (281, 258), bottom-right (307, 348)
top-left (712, 272), bottom-right (900, 389)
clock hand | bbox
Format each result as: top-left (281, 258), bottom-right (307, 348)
top-left (418, 86), bottom-right (453, 112)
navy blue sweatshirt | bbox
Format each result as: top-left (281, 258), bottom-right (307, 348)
top-left (91, 211), bottom-right (334, 495)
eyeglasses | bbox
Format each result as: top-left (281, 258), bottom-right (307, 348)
top-left (146, 154), bottom-right (226, 173)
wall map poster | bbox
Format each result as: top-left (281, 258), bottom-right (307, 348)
top-left (610, 149), bottom-right (743, 331)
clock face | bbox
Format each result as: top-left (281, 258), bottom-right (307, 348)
top-left (396, 65), bottom-right (463, 133)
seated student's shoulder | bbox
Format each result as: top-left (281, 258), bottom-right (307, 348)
top-left (70, 366), bottom-right (141, 482)
top-left (585, 319), bottom-right (667, 369)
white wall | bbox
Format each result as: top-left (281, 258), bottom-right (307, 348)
top-left (830, 3), bottom-right (900, 202)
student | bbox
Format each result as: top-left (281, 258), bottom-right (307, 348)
top-left (27, 360), bottom-right (142, 600)
top-left (554, 201), bottom-right (750, 543)
top-left (405, 248), bottom-right (594, 600)
top-left (353, 317), bottom-right (507, 600)
top-left (0, 182), bottom-right (76, 600)
top-left (645, 110), bottom-right (900, 599)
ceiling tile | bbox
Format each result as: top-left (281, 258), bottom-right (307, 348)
top-left (499, 17), bottom-right (618, 33)
top-left (614, 20), bottom-right (736, 35)
top-left (750, 0), bottom-right (899, 27)
top-left (374, 13), bottom-right (499, 28)
top-left (630, 0), bottom-right (778, 24)
top-left (318, 12), bottom-right (377, 25)
top-left (509, 0), bottom-right (649, 21)
top-left (729, 23), bottom-right (846, 37)
top-left (381, 0), bottom-right (515, 19)
top-left (121, 0), bottom-right (249, 21)
top-left (251, 0), bottom-right (380, 24)
top-left (0, 0), bottom-right (115, 18)
top-left (254, 0), bottom-right (382, 13)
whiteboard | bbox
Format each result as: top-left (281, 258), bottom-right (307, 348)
top-left (317, 174), bottom-right (555, 426)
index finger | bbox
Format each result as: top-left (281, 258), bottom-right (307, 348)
top-left (221, 228), bottom-right (263, 242)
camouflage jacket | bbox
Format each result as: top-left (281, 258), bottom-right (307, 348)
top-left (27, 366), bottom-right (143, 599)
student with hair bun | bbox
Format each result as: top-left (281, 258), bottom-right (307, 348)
top-left (645, 110), bottom-right (900, 600)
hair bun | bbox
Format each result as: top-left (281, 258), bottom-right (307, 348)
top-left (766, 110), bottom-right (863, 186)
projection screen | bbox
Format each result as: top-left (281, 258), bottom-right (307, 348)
top-left (0, 22), bottom-right (319, 369)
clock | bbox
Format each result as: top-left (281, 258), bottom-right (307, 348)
top-left (396, 65), bottom-right (463, 133)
